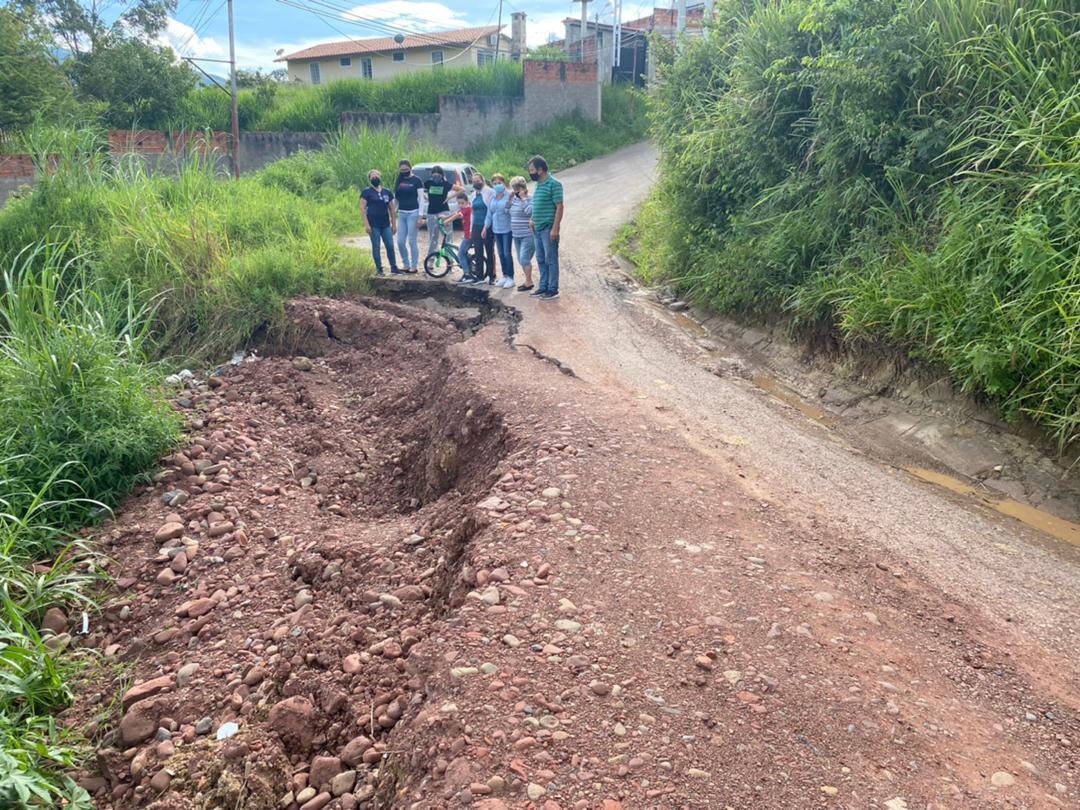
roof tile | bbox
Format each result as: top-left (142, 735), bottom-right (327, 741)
top-left (280, 25), bottom-right (503, 61)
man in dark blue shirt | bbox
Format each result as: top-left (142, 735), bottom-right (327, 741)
top-left (361, 169), bottom-right (403, 276)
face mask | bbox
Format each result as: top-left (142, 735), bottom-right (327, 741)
top-left (473, 180), bottom-right (484, 190)
top-left (399, 170), bottom-right (410, 178)
top-left (493, 183), bottom-right (505, 194)
top-left (432, 175), bottom-right (443, 183)
top-left (529, 171), bottom-right (540, 182)
top-left (370, 178), bottom-right (381, 187)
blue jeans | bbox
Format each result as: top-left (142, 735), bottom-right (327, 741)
top-left (535, 227), bottom-right (560, 293)
top-left (493, 231), bottom-right (514, 279)
top-left (458, 237), bottom-right (472, 272)
top-left (370, 225), bottom-right (398, 272)
top-left (397, 209), bottom-right (419, 269)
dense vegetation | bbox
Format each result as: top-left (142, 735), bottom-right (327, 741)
top-left (631, 0), bottom-right (1080, 446)
top-left (175, 61), bottom-right (525, 132)
top-left (4, 0), bottom-right (198, 132)
top-left (0, 86), bottom-right (646, 800)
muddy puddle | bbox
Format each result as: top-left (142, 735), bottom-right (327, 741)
top-left (629, 284), bottom-right (1080, 551)
top-left (751, 373), bottom-right (837, 429)
top-left (905, 466), bottom-right (1080, 549)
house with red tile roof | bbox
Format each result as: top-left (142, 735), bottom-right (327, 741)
top-left (278, 21), bottom-right (521, 85)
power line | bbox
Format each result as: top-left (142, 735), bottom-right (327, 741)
top-left (274, 0), bottom-right (504, 65)
top-left (278, 0), bottom-right (430, 42)
top-left (175, 0), bottom-right (227, 56)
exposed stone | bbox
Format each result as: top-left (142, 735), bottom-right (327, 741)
top-left (268, 696), bottom-right (317, 753)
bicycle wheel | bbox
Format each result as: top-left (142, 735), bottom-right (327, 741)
top-left (424, 251), bottom-right (452, 279)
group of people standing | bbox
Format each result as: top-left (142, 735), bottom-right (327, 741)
top-left (359, 155), bottom-right (565, 300)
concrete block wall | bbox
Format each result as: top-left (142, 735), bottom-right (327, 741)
top-left (238, 131), bottom-right (328, 173)
top-left (341, 60), bottom-right (601, 156)
top-left (522, 60), bottom-right (601, 130)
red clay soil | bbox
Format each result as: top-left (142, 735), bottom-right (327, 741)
top-left (64, 295), bottom-right (1077, 809)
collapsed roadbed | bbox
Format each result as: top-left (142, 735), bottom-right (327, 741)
top-left (68, 291), bottom-right (1079, 810)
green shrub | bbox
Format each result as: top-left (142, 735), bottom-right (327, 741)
top-left (0, 146), bottom-right (371, 361)
top-left (170, 63), bottom-right (525, 132)
top-left (0, 465), bottom-right (98, 808)
top-left (641, 0), bottom-right (1080, 446)
top-left (0, 243), bottom-right (181, 534)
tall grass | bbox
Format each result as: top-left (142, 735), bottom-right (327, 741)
top-left (0, 244), bottom-right (177, 807)
top-left (0, 134), bottom-right (371, 361)
top-left (639, 0), bottom-right (1080, 447)
top-left (0, 243), bottom-right (181, 531)
top-left (173, 62), bottom-right (524, 132)
top-left (0, 466), bottom-right (97, 808)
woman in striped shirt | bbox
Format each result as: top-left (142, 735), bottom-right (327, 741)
top-left (508, 176), bottom-right (535, 291)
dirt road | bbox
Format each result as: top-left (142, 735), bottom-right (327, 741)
top-left (74, 144), bottom-right (1078, 810)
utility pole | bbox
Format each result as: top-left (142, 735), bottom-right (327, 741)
top-left (576, 0), bottom-right (590, 63)
top-left (677, 0), bottom-right (686, 33)
top-left (227, 0), bottom-right (240, 179)
top-left (494, 0), bottom-right (503, 61)
top-left (613, 0), bottom-right (622, 72)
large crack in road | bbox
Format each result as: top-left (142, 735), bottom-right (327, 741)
top-left (69, 144), bottom-right (1079, 809)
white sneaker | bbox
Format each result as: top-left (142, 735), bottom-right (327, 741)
top-left (501, 277), bottom-right (515, 288)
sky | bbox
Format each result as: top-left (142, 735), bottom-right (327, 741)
top-left (157, 0), bottom-right (661, 72)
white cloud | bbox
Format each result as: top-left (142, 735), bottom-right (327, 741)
top-left (523, 12), bottom-right (570, 47)
top-left (159, 17), bottom-right (327, 72)
top-left (342, 2), bottom-right (469, 33)
top-left (158, 17), bottom-right (227, 61)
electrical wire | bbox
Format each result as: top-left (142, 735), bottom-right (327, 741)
top-left (274, 0), bottom-right (506, 67)
top-left (175, 0), bottom-right (215, 51)
top-left (175, 0), bottom-right (227, 57)
top-left (279, 0), bottom-right (432, 42)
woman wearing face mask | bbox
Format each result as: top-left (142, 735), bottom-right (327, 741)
top-left (359, 169), bottom-right (401, 276)
top-left (459, 171), bottom-right (496, 284)
top-left (508, 176), bottom-right (534, 291)
top-left (394, 159), bottom-right (423, 273)
top-left (482, 173), bottom-right (515, 288)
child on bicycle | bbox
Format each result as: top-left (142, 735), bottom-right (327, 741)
top-left (442, 191), bottom-right (477, 280)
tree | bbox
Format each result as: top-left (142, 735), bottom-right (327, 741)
top-left (526, 44), bottom-right (570, 62)
top-left (69, 38), bottom-right (197, 128)
top-left (23, 0), bottom-right (174, 55)
top-left (0, 6), bottom-right (73, 130)
top-left (16, 1), bottom-right (194, 128)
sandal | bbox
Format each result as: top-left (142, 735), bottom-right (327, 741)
top-left (517, 284), bottom-right (534, 291)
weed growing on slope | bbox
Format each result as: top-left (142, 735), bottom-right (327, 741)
top-left (641, 0), bottom-right (1080, 446)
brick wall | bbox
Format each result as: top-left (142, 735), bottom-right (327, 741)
top-left (523, 59), bottom-right (598, 83)
top-left (522, 59), bottom-right (600, 132)
top-left (0, 154), bottom-right (36, 177)
top-left (2, 64), bottom-right (603, 206)
top-left (0, 155), bottom-right (39, 206)
top-left (0, 130), bottom-right (326, 205)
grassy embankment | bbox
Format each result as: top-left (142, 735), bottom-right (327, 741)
top-left (626, 0), bottom-right (1080, 447)
top-left (174, 61), bottom-right (525, 132)
top-left (0, 81), bottom-right (646, 802)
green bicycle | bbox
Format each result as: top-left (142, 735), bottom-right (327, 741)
top-left (423, 219), bottom-right (475, 278)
